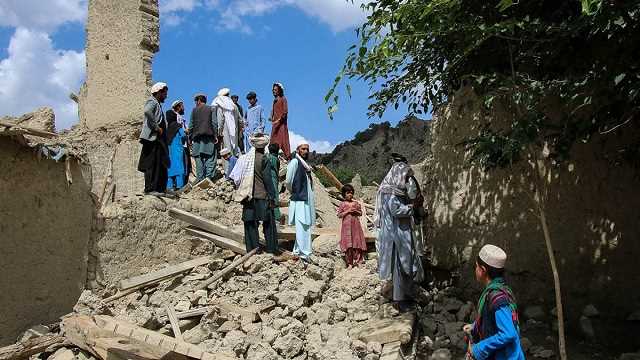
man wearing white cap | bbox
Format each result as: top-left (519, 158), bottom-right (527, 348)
top-left (213, 88), bottom-right (242, 162)
top-left (463, 244), bottom-right (524, 360)
top-left (285, 141), bottom-right (315, 263)
top-left (138, 82), bottom-right (169, 195)
top-left (219, 147), bottom-right (237, 180)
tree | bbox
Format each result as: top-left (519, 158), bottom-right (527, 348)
top-left (329, 1), bottom-right (640, 359)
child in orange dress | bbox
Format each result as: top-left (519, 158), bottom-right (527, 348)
top-left (336, 184), bottom-right (367, 267)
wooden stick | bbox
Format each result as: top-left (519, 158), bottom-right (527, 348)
top-left (314, 165), bottom-right (344, 190)
top-left (169, 207), bottom-right (244, 242)
top-left (158, 307), bottom-right (212, 323)
top-left (0, 335), bottom-right (65, 360)
top-left (186, 227), bottom-right (247, 255)
top-left (0, 120), bottom-right (58, 138)
top-left (196, 248), bottom-right (258, 290)
top-left (165, 306), bottom-right (183, 341)
top-left (119, 256), bottom-right (212, 290)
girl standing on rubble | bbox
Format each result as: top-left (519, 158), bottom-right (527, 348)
top-left (337, 184), bottom-right (367, 267)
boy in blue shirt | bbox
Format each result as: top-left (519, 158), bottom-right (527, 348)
top-left (464, 244), bottom-right (525, 360)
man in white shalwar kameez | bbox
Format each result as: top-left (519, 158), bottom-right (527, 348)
top-left (286, 142), bottom-right (315, 262)
top-left (213, 88), bottom-right (242, 159)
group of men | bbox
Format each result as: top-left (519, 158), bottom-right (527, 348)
top-left (137, 81), bottom-right (315, 262)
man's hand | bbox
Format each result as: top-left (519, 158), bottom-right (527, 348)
top-left (462, 323), bottom-right (473, 335)
top-left (157, 127), bottom-right (163, 136)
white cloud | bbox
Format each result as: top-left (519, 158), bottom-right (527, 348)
top-left (0, 0), bottom-right (86, 31)
top-left (0, 28), bottom-right (85, 129)
top-left (288, 130), bottom-right (335, 154)
top-left (159, 0), bottom-right (201, 26)
top-left (294, 0), bottom-right (367, 32)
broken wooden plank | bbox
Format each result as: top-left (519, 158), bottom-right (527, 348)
top-left (169, 207), bottom-right (244, 242)
top-left (159, 307), bottom-right (212, 323)
top-left (186, 227), bottom-right (247, 255)
top-left (119, 256), bottom-right (212, 290)
top-left (314, 165), bottom-right (344, 190)
top-left (351, 313), bottom-right (415, 345)
top-left (0, 335), bottom-right (65, 360)
top-left (165, 306), bottom-right (183, 341)
top-left (197, 248), bottom-right (258, 290)
top-left (63, 315), bottom-right (235, 360)
top-left (0, 120), bottom-right (58, 138)
top-left (380, 341), bottom-right (403, 360)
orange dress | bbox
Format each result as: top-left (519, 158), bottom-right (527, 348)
top-left (337, 201), bottom-right (367, 266)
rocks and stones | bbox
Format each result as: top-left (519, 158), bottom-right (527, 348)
top-left (273, 334), bottom-right (304, 358)
top-left (48, 348), bottom-right (76, 360)
top-left (430, 348), bottom-right (452, 360)
top-left (523, 306), bottom-right (546, 321)
top-left (367, 341), bottom-right (382, 355)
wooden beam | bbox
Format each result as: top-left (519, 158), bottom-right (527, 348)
top-left (196, 248), bottom-right (258, 290)
top-left (0, 335), bottom-right (65, 360)
top-left (119, 256), bottom-right (212, 290)
top-left (351, 313), bottom-right (415, 345)
top-left (186, 227), bottom-right (247, 255)
top-left (62, 315), bottom-right (235, 360)
top-left (169, 207), bottom-right (244, 242)
top-left (159, 307), bottom-right (212, 323)
top-left (165, 306), bottom-right (183, 341)
top-left (380, 341), bottom-right (403, 360)
top-left (315, 165), bottom-right (343, 190)
top-left (0, 120), bottom-right (58, 138)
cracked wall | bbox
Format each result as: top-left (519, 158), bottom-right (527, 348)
top-left (79, 0), bottom-right (159, 129)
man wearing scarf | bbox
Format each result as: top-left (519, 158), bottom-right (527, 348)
top-left (189, 93), bottom-right (218, 183)
top-left (165, 100), bottom-right (188, 190)
top-left (374, 153), bottom-right (423, 312)
top-left (138, 82), bottom-right (169, 195)
top-left (231, 134), bottom-right (278, 254)
top-left (286, 142), bottom-right (315, 262)
top-left (213, 88), bottom-right (242, 159)
top-left (270, 82), bottom-right (291, 159)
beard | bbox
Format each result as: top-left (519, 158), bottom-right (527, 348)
top-left (301, 152), bottom-right (309, 160)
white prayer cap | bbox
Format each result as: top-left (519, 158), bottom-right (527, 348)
top-left (296, 140), bottom-right (309, 148)
top-left (218, 88), bottom-right (230, 96)
top-left (150, 82), bottom-right (168, 94)
top-left (273, 82), bottom-right (285, 91)
top-left (171, 99), bottom-right (183, 109)
top-left (220, 148), bottom-right (231, 156)
top-left (478, 244), bottom-right (507, 269)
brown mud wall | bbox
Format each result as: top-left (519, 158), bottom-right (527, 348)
top-left (423, 87), bottom-right (640, 346)
top-left (0, 136), bottom-right (94, 345)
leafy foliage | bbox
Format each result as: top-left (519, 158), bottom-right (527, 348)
top-left (329, 0), bottom-right (640, 168)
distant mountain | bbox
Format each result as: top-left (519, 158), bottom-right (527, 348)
top-left (311, 116), bottom-right (430, 185)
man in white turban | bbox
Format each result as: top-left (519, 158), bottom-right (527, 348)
top-left (213, 88), bottom-right (242, 164)
top-left (138, 82), bottom-right (169, 195)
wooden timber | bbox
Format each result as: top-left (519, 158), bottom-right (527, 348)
top-left (119, 256), bottom-right (212, 290)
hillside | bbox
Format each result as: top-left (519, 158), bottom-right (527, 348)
top-left (311, 116), bottom-right (430, 184)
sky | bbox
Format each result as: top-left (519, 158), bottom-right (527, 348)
top-left (0, 0), bottom-right (422, 153)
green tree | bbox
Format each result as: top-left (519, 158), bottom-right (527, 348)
top-left (329, 1), bottom-right (640, 358)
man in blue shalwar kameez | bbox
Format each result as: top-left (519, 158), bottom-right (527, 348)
top-left (166, 100), bottom-right (188, 190)
top-left (286, 142), bottom-right (315, 262)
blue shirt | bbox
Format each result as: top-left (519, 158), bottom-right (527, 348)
top-left (245, 104), bottom-right (265, 135)
top-left (472, 306), bottom-right (525, 360)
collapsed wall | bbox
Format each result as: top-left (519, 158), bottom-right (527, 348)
top-left (0, 134), bottom-right (94, 346)
top-left (423, 87), bottom-right (640, 344)
top-left (78, 0), bottom-right (159, 130)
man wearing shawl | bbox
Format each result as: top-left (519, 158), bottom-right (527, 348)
top-left (189, 94), bottom-right (218, 183)
top-left (286, 142), bottom-right (315, 262)
top-left (245, 91), bottom-right (265, 151)
top-left (374, 153), bottom-right (423, 311)
top-left (213, 88), bottom-right (242, 159)
top-left (166, 100), bottom-right (188, 190)
top-left (231, 134), bottom-right (278, 254)
top-left (270, 83), bottom-right (291, 159)
top-left (138, 82), bottom-right (169, 195)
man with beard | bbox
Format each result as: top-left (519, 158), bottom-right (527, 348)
top-left (374, 153), bottom-right (424, 312)
top-left (270, 82), bottom-right (291, 159)
top-left (285, 141), bottom-right (315, 263)
top-left (138, 82), bottom-right (169, 195)
top-left (189, 93), bottom-right (219, 183)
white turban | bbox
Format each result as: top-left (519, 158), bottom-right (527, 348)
top-left (150, 82), bottom-right (167, 94)
top-left (296, 140), bottom-right (309, 148)
top-left (171, 99), bottom-right (183, 109)
top-left (218, 88), bottom-right (230, 97)
top-left (249, 134), bottom-right (270, 149)
top-left (220, 148), bottom-right (231, 157)
top-left (479, 244), bottom-right (507, 269)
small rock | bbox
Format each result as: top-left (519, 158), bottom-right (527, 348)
top-left (174, 300), bottom-right (191, 312)
top-left (443, 298), bottom-right (464, 313)
top-left (334, 310), bottom-right (346, 322)
top-left (579, 315), bottom-right (595, 339)
top-left (364, 354), bottom-right (379, 360)
top-left (352, 339), bottom-right (367, 356)
top-left (430, 348), bottom-right (452, 360)
top-left (182, 324), bottom-right (208, 344)
top-left (524, 306), bottom-right (545, 321)
top-left (218, 320), bottom-right (240, 333)
top-left (316, 308), bottom-right (331, 324)
top-left (367, 341), bottom-right (382, 354)
top-left (351, 310), bottom-right (370, 322)
top-left (583, 304), bottom-right (599, 317)
top-left (49, 348), bottom-right (75, 360)
top-left (262, 326), bottom-right (278, 344)
top-left (273, 334), bottom-right (304, 359)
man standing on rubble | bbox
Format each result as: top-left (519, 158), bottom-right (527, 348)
top-left (286, 141), bottom-right (315, 263)
top-left (138, 82), bottom-right (169, 195)
top-left (374, 153), bottom-right (424, 312)
top-left (232, 134), bottom-right (278, 254)
top-left (213, 88), bottom-right (242, 160)
top-left (189, 93), bottom-right (218, 183)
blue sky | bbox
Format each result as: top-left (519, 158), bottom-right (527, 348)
top-left (0, 0), bottom-right (422, 152)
